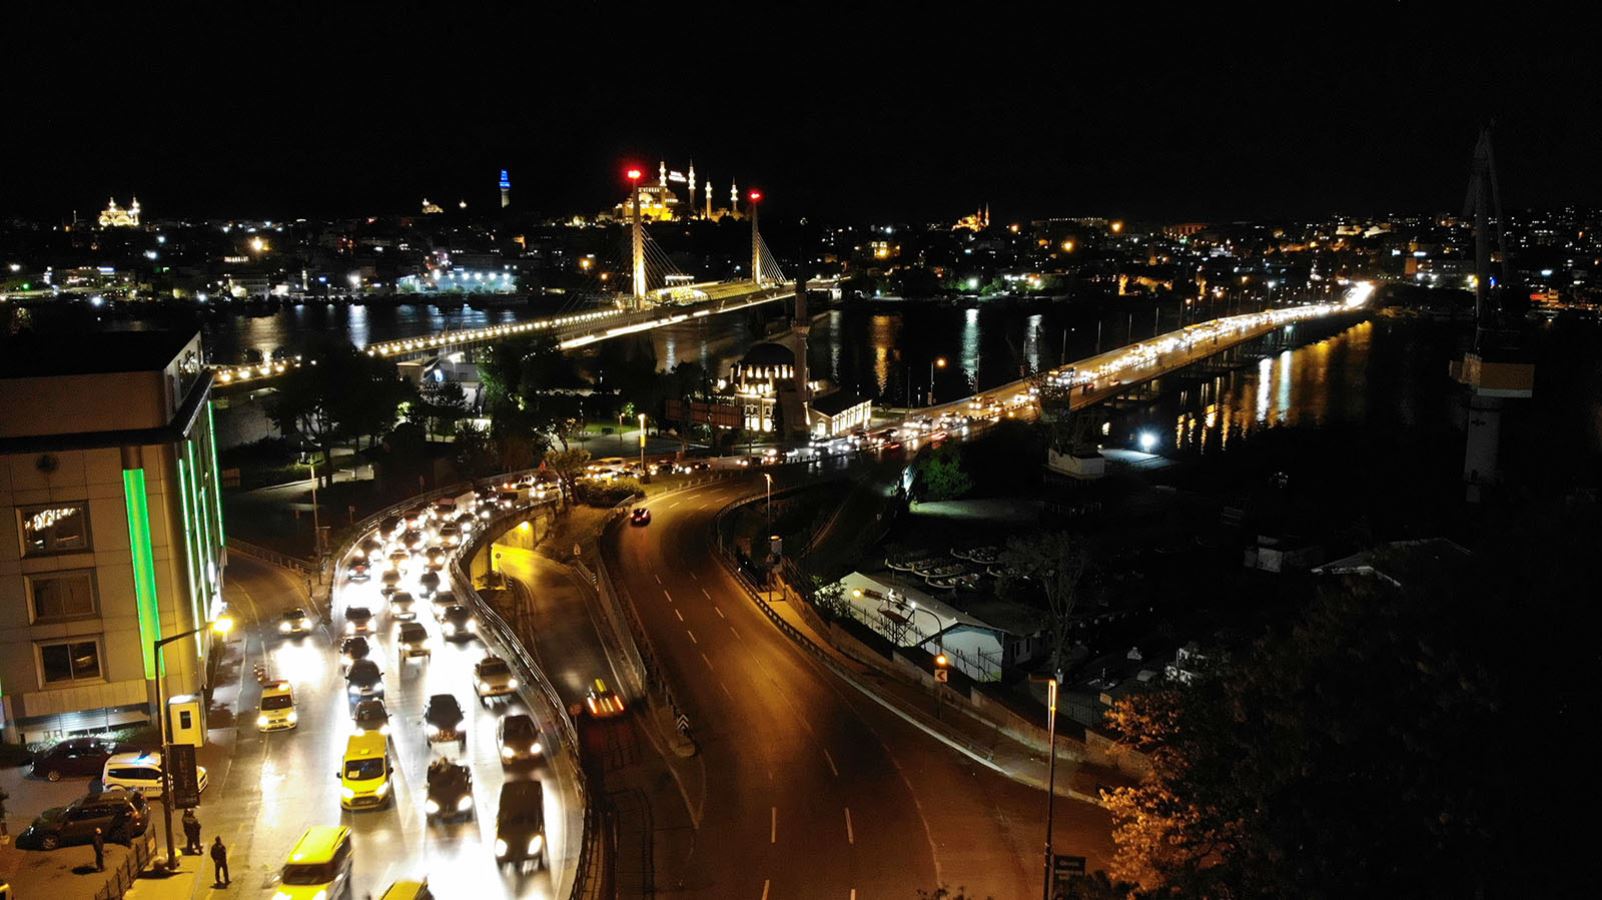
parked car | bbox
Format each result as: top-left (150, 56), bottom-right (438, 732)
top-left (18, 789), bottom-right (149, 850)
top-left (100, 751), bottom-right (208, 799)
top-left (30, 736), bottom-right (119, 782)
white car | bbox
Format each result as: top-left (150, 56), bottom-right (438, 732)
top-left (473, 656), bottom-right (518, 701)
top-left (101, 751), bottom-right (209, 798)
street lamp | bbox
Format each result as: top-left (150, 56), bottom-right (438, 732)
top-left (638, 413), bottom-right (647, 474)
top-left (152, 615), bottom-right (234, 870)
top-left (929, 356), bottom-right (947, 406)
top-left (301, 450), bottom-right (321, 556)
top-left (763, 472), bottom-right (773, 532)
top-left (1032, 672), bottom-right (1062, 900)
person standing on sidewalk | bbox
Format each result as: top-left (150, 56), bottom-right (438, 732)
top-left (210, 836), bottom-right (230, 886)
top-left (182, 809), bottom-right (201, 854)
top-left (92, 827), bottom-right (105, 871)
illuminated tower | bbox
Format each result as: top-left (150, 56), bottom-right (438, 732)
top-left (749, 189), bottom-right (762, 284)
top-left (705, 176), bottom-right (713, 219)
top-left (499, 169), bottom-right (511, 209)
top-left (627, 167), bottom-right (646, 309)
top-left (729, 180), bottom-right (738, 212)
top-left (659, 161), bottom-right (668, 187)
top-left (688, 160), bottom-right (697, 220)
top-left (129, 197), bottom-right (141, 226)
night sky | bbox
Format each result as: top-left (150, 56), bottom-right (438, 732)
top-left (7, 6), bottom-right (1599, 224)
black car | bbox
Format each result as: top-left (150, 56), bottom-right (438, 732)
top-left (352, 698), bottom-right (391, 736)
top-left (496, 714), bottom-right (542, 767)
top-left (424, 694), bottom-right (466, 749)
top-left (346, 658), bottom-right (384, 700)
top-left (30, 736), bottom-right (118, 782)
top-left (495, 780), bottom-right (547, 868)
top-left (630, 507), bottom-right (651, 527)
top-left (424, 759), bottom-right (474, 822)
top-left (19, 789), bottom-right (149, 850)
top-left (439, 605), bottom-right (476, 641)
top-left (418, 570), bottom-right (442, 594)
top-left (341, 636), bottom-right (371, 669)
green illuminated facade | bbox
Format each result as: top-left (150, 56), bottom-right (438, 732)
top-left (1, 330), bottom-right (227, 743)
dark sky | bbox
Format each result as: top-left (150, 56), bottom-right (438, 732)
top-left (7, 5), bottom-right (1600, 225)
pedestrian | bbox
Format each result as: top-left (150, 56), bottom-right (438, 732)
top-left (92, 826), bottom-right (105, 871)
top-left (210, 836), bottom-right (230, 886)
top-left (182, 808), bottom-right (202, 854)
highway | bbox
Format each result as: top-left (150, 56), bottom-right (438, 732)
top-left (202, 513), bottom-right (581, 899)
top-left (601, 474), bottom-right (1114, 898)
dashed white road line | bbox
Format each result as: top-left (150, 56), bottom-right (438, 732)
top-left (719, 680), bottom-right (734, 700)
top-left (663, 588), bottom-right (673, 603)
top-left (654, 573), bottom-right (662, 585)
top-left (761, 879), bottom-right (770, 900)
top-left (771, 806), bottom-right (778, 843)
top-left (687, 629), bottom-right (698, 645)
top-left (823, 748), bottom-right (839, 777)
top-left (729, 625), bottom-right (742, 641)
top-left (714, 605), bottom-right (725, 619)
top-left (674, 608), bottom-right (685, 622)
top-left (844, 807), bottom-right (855, 844)
top-left (701, 587), bottom-right (712, 600)
top-left (701, 652), bottom-right (715, 671)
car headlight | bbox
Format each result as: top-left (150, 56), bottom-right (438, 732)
top-left (374, 781), bottom-right (389, 797)
top-left (425, 723), bottom-right (439, 736)
top-left (378, 723), bottom-right (389, 736)
top-left (475, 680), bottom-right (486, 691)
top-left (500, 746), bottom-right (515, 759)
top-left (494, 838), bottom-right (508, 857)
top-left (286, 711), bottom-right (298, 723)
top-left (348, 684), bottom-right (361, 694)
top-left (274, 892), bottom-right (292, 900)
top-left (340, 786), bottom-right (355, 800)
top-left (530, 741), bottom-right (542, 755)
top-left (313, 890), bottom-right (327, 900)
top-left (528, 834), bottom-right (543, 854)
top-left (279, 622), bottom-right (291, 632)
top-left (425, 798), bottom-right (440, 814)
top-left (345, 622), bottom-right (355, 633)
top-left (506, 678), bottom-right (518, 690)
top-left (256, 714), bottom-right (269, 727)
top-left (466, 620), bottom-right (477, 632)
top-left (456, 794), bottom-right (473, 811)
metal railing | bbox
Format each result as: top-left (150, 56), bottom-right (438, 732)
top-left (226, 537), bottom-right (315, 575)
top-left (91, 829), bottom-right (156, 900)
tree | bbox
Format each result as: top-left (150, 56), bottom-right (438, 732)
top-left (267, 341), bottom-right (408, 486)
top-left (452, 422), bottom-right (497, 477)
top-left (543, 447), bottom-right (591, 509)
top-left (418, 380), bottom-right (468, 439)
top-left (997, 532), bottom-right (1087, 675)
top-left (914, 445), bottom-right (973, 502)
top-left (812, 576), bottom-right (849, 617)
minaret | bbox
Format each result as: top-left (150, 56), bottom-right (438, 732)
top-left (499, 169), bottom-right (511, 209)
top-left (688, 161), bottom-right (697, 220)
top-left (130, 196), bottom-right (141, 226)
top-left (730, 180), bottom-right (738, 215)
top-left (659, 161), bottom-right (668, 187)
top-left (705, 177), bottom-right (713, 219)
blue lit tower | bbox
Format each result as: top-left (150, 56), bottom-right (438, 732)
top-left (499, 169), bottom-right (511, 209)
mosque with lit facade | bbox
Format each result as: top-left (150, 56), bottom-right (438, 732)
top-left (98, 196), bottom-right (141, 228)
top-left (608, 161), bottom-right (746, 222)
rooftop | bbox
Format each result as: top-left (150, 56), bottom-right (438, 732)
top-left (0, 329), bottom-right (198, 379)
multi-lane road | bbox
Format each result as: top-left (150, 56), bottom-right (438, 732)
top-left (201, 517), bottom-right (580, 899)
top-left (600, 472), bottom-right (1114, 898)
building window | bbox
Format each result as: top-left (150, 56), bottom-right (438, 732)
top-left (38, 638), bottom-right (104, 685)
top-left (28, 571), bottom-right (99, 622)
top-left (19, 501), bottom-right (92, 556)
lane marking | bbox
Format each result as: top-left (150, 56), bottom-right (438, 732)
top-left (714, 605), bottom-right (725, 619)
top-left (689, 571), bottom-right (698, 581)
top-left (654, 573), bottom-right (661, 585)
top-left (687, 629), bottom-right (698, 645)
top-left (844, 807), bottom-right (855, 844)
top-left (851, 891), bottom-right (857, 900)
top-left (823, 748), bottom-right (839, 777)
top-left (729, 625), bottom-right (742, 641)
top-left (719, 680), bottom-right (734, 700)
top-left (674, 608), bottom-right (685, 622)
top-left (701, 652), bottom-right (715, 671)
top-left (771, 806), bottom-right (777, 843)
top-left (701, 588), bottom-right (712, 600)
top-left (663, 589), bottom-right (673, 603)
top-left (668, 500), bottom-right (681, 509)
top-left (761, 880), bottom-right (770, 900)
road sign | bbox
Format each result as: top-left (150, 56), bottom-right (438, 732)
top-left (934, 668), bottom-right (949, 683)
top-left (167, 743), bottom-right (201, 809)
top-left (1052, 853), bottom-right (1087, 895)
top-left (675, 714), bottom-right (690, 735)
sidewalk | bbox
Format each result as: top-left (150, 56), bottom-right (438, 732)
top-left (0, 833), bottom-right (148, 900)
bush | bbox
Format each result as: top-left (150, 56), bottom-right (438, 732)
top-left (575, 476), bottom-right (644, 507)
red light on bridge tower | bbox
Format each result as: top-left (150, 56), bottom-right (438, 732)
top-left (748, 189), bottom-right (763, 202)
top-left (625, 167), bottom-right (643, 183)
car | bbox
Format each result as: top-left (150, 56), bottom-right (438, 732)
top-left (359, 537), bottom-right (384, 560)
top-left (345, 559), bottom-right (370, 582)
top-left (423, 547), bottom-right (447, 571)
top-left (397, 622), bottom-right (432, 661)
top-left (339, 731), bottom-right (392, 810)
top-left (101, 751), bottom-right (208, 799)
top-left (630, 507), bottom-right (651, 526)
top-left (341, 636), bottom-right (371, 669)
top-left (496, 714), bottom-right (542, 766)
top-left (473, 656), bottom-right (517, 702)
top-left (345, 658), bottom-right (384, 700)
top-left (390, 591), bottom-right (418, 621)
top-left (424, 758), bottom-right (474, 822)
top-left (439, 605), bottom-right (476, 641)
top-left (430, 591), bottom-right (459, 621)
top-left (258, 680), bottom-right (299, 731)
top-left (344, 606), bottom-right (375, 636)
top-left (280, 608), bottom-right (311, 636)
top-left (423, 694), bottom-right (466, 749)
top-left (440, 524), bottom-right (461, 547)
top-left (494, 781), bottom-right (547, 869)
top-left (380, 571), bottom-right (402, 598)
top-left (276, 825), bottom-right (353, 900)
top-left (18, 789), bottom-right (149, 850)
top-left (418, 570), bottom-right (442, 594)
top-left (377, 879), bottom-right (433, 900)
top-left (379, 514), bottom-right (402, 538)
top-left (352, 698), bottom-right (391, 736)
top-left (387, 549), bottom-right (411, 571)
top-left (585, 678), bottom-right (625, 717)
top-left (30, 736), bottom-right (119, 782)
top-left (401, 529), bottom-right (425, 551)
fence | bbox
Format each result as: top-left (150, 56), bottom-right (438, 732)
top-left (225, 537), bottom-right (315, 575)
top-left (91, 830), bottom-right (156, 900)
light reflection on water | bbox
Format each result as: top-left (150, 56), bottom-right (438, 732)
top-left (1156, 321), bottom-right (1373, 454)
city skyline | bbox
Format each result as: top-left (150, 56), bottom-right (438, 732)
top-left (6, 8), bottom-right (1601, 223)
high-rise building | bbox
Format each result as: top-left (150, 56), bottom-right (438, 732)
top-left (499, 169), bottom-right (511, 209)
top-left (0, 330), bottom-right (227, 742)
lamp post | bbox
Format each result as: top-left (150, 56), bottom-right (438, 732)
top-left (638, 413), bottom-right (647, 474)
top-left (151, 615), bottom-right (233, 870)
top-left (1032, 672), bottom-right (1061, 900)
top-left (618, 412), bottom-right (626, 456)
top-left (929, 356), bottom-right (947, 406)
top-left (302, 451), bottom-right (321, 557)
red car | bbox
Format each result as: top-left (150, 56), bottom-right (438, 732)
top-left (630, 508), bottom-right (651, 527)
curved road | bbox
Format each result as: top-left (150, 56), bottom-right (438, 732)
top-left (603, 473), bottom-right (1112, 898)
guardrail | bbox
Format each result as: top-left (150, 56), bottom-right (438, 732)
top-left (448, 498), bottom-right (601, 899)
top-left (91, 830), bottom-right (156, 900)
top-left (226, 537), bottom-right (315, 575)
